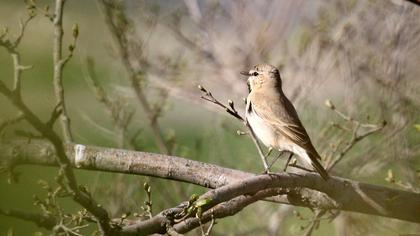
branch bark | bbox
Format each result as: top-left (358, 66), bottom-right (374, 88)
top-left (0, 208), bottom-right (56, 230)
top-left (52, 0), bottom-right (73, 143)
top-left (3, 141), bottom-right (420, 224)
top-left (405, 0), bottom-right (420, 7)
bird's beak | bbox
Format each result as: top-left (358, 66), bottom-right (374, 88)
top-left (240, 71), bottom-right (250, 76)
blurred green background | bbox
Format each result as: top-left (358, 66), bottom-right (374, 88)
top-left (1, 0), bottom-right (419, 235)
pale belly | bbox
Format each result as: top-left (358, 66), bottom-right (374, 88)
top-left (246, 110), bottom-right (277, 148)
top-left (246, 109), bottom-right (312, 167)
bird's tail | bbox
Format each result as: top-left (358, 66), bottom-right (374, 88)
top-left (309, 153), bottom-right (330, 181)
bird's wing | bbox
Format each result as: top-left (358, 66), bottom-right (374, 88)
top-left (249, 93), bottom-right (319, 158)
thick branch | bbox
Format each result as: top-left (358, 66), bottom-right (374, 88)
top-left (3, 141), bottom-right (420, 224)
top-left (122, 188), bottom-right (285, 235)
top-left (0, 208), bottom-right (56, 230)
top-left (173, 188), bottom-right (285, 234)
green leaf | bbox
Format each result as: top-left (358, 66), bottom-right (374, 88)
top-left (414, 124), bottom-right (420, 132)
top-left (189, 194), bottom-right (199, 202)
top-left (195, 198), bottom-right (212, 207)
top-left (385, 169), bottom-right (394, 183)
top-left (196, 207), bottom-right (202, 218)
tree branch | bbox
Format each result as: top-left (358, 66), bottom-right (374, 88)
top-left (3, 141), bottom-right (420, 224)
top-left (198, 85), bottom-right (271, 172)
top-left (98, 0), bottom-right (170, 154)
top-left (0, 3), bottom-right (113, 229)
top-left (84, 57), bottom-right (134, 149)
top-left (0, 208), bottom-right (57, 230)
top-left (122, 188), bottom-right (286, 235)
top-left (405, 0), bottom-right (420, 7)
top-left (0, 81), bottom-right (115, 234)
top-left (52, 0), bottom-right (74, 143)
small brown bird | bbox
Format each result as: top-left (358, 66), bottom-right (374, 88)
top-left (243, 64), bottom-right (329, 180)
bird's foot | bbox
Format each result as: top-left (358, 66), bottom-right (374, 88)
top-left (283, 153), bottom-right (294, 172)
top-left (265, 147), bottom-right (273, 158)
top-left (262, 167), bottom-right (271, 174)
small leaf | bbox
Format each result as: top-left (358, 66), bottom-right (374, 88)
top-left (414, 124), bottom-right (420, 132)
top-left (325, 99), bottom-right (335, 110)
top-left (72, 23), bottom-right (79, 38)
top-left (196, 207), bottom-right (202, 218)
top-left (197, 85), bottom-right (206, 92)
top-left (37, 179), bottom-right (50, 190)
top-left (195, 198), bottom-right (212, 207)
top-left (189, 194), bottom-right (199, 202)
top-left (143, 182), bottom-right (151, 193)
top-left (385, 169), bottom-right (395, 183)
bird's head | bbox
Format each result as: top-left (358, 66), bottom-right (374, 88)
top-left (240, 64), bottom-right (281, 92)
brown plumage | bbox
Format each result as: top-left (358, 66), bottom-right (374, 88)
top-left (245, 64), bottom-right (329, 180)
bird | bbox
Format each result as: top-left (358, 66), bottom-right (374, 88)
top-left (242, 63), bottom-right (329, 180)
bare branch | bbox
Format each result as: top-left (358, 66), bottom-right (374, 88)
top-left (198, 85), bottom-right (270, 172)
top-left (0, 1), bottom-right (115, 230)
top-left (0, 208), bottom-right (56, 230)
top-left (46, 102), bottom-right (63, 128)
top-left (0, 11), bottom-right (35, 100)
top-left (303, 210), bottom-right (326, 236)
top-left (122, 170), bottom-right (420, 234)
top-left (3, 141), bottom-right (420, 224)
top-left (52, 0), bottom-right (74, 142)
top-left (324, 100), bottom-right (387, 170)
top-left (0, 113), bottom-right (24, 135)
top-left (0, 80), bottom-right (115, 234)
top-left (84, 57), bottom-right (134, 148)
top-left (173, 188), bottom-right (286, 235)
top-left (13, 14), bottom-right (35, 49)
top-left (98, 0), bottom-right (170, 154)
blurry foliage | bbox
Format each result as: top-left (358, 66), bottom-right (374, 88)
top-left (0, 0), bottom-right (419, 235)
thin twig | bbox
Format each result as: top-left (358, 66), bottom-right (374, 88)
top-left (0, 11), bottom-right (35, 100)
top-left (98, 0), bottom-right (170, 154)
top-left (326, 121), bottom-right (385, 171)
top-left (0, 79), bottom-right (114, 236)
top-left (3, 141), bottom-right (420, 224)
top-left (0, 1), bottom-right (114, 233)
top-left (324, 100), bottom-right (386, 171)
top-left (198, 85), bottom-right (270, 172)
top-left (0, 113), bottom-right (24, 135)
top-left (204, 215), bottom-right (216, 236)
top-left (84, 57), bottom-right (134, 149)
top-left (52, 0), bottom-right (74, 142)
top-left (303, 210), bottom-right (326, 236)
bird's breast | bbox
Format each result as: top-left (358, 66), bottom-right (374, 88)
top-left (246, 108), bottom-right (277, 148)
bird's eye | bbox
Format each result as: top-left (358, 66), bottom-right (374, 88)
top-left (252, 72), bottom-right (259, 76)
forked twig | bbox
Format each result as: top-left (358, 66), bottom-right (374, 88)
top-left (0, 1), bottom-right (115, 234)
top-left (324, 100), bottom-right (386, 171)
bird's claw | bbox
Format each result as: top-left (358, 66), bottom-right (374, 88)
top-left (262, 168), bottom-right (271, 174)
